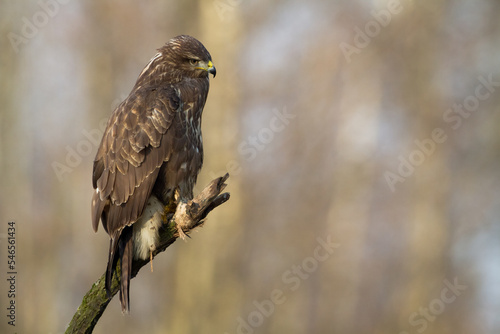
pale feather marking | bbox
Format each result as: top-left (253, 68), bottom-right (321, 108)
top-left (139, 52), bottom-right (162, 78)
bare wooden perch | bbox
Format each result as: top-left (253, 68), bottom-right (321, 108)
top-left (65, 174), bottom-right (230, 334)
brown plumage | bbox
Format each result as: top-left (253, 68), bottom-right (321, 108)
top-left (91, 35), bottom-right (216, 313)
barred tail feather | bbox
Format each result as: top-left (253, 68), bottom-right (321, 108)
top-left (118, 227), bottom-right (133, 313)
top-left (105, 237), bottom-right (119, 297)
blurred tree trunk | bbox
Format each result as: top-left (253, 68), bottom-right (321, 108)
top-left (395, 4), bottom-right (451, 334)
top-left (164, 3), bottom-right (245, 333)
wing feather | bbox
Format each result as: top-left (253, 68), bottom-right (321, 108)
top-left (91, 86), bottom-right (180, 233)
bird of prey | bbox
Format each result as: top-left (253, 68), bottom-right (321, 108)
top-left (91, 35), bottom-right (216, 313)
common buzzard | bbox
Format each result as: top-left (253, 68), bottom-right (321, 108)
top-left (91, 35), bottom-right (216, 312)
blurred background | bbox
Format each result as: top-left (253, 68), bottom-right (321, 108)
top-left (1, 0), bottom-right (500, 333)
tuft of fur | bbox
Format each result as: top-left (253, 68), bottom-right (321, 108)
top-left (132, 195), bottom-right (164, 260)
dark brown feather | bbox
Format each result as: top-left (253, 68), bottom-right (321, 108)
top-left (91, 35), bottom-right (213, 312)
top-left (118, 227), bottom-right (133, 313)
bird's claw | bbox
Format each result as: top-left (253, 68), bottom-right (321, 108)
top-left (176, 224), bottom-right (189, 240)
top-left (173, 201), bottom-right (192, 241)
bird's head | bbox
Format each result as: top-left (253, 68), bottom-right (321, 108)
top-left (134, 35), bottom-right (215, 88)
top-left (161, 35), bottom-right (216, 79)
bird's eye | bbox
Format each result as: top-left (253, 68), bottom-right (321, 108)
top-left (189, 59), bottom-right (198, 66)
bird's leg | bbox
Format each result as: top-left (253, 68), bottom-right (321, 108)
top-left (173, 189), bottom-right (192, 240)
top-left (173, 202), bottom-right (189, 240)
top-left (150, 251), bottom-right (154, 272)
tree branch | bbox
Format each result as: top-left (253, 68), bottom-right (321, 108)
top-left (65, 174), bottom-right (230, 334)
